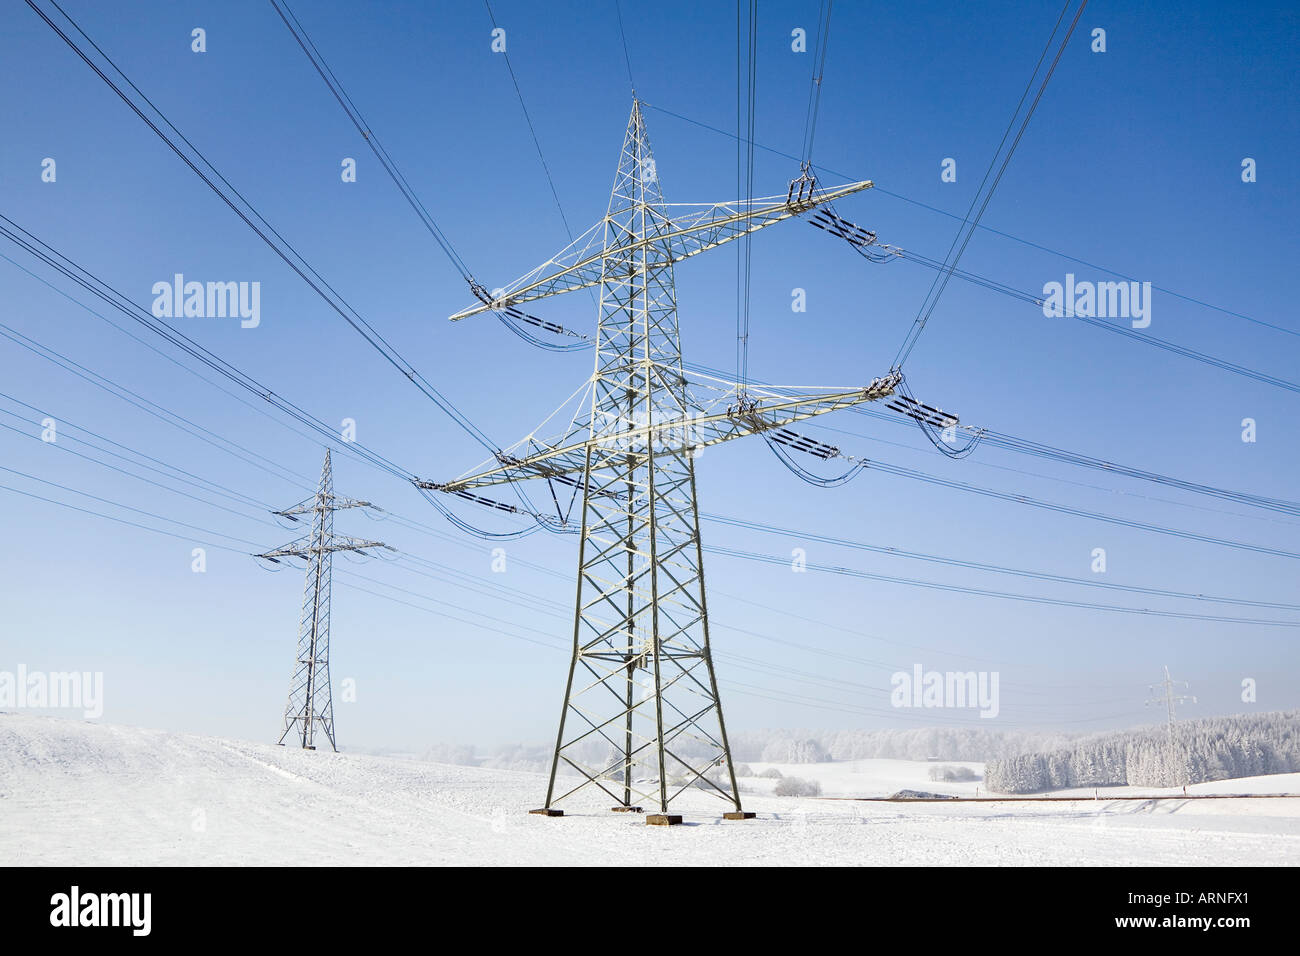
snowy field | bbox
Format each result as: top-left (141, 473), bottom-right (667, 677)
top-left (740, 758), bottom-right (1300, 800)
top-left (2, 713), bottom-right (1298, 866)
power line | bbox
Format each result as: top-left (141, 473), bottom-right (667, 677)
top-left (894, 0), bottom-right (1088, 367)
top-left (0, 480), bottom-right (251, 554)
top-left (16, 300), bottom-right (1295, 632)
top-left (0, 451), bottom-right (1158, 713)
top-left (0, 215), bottom-right (563, 543)
top-left (11, 51), bottom-right (1294, 631)
top-left (18, 258), bottom-right (1293, 599)
top-left (480, 0), bottom-right (576, 242)
top-left (0, 418), bottom-right (270, 526)
top-left (0, 248), bottom-right (357, 468)
top-left (0, 314), bottom-right (315, 488)
top-left (736, 0), bottom-right (759, 391)
top-left (312, 489), bottom-right (1189, 691)
top-left (658, 99), bottom-right (1300, 397)
top-left (15, 5), bottom-right (1268, 738)
top-left (0, 408), bottom-right (1248, 707)
top-left (702, 511), bottom-right (1300, 612)
top-left (613, 0), bottom-right (636, 90)
top-left (0, 461), bottom-right (1122, 725)
top-left (339, 570), bottom-right (1128, 727)
top-left (271, 0), bottom-right (591, 356)
top-left (704, 545), bottom-right (1300, 628)
top-left (896, 0), bottom-right (1074, 369)
top-left (798, 436), bottom-right (1300, 560)
top-left (266, 0), bottom-right (472, 278)
top-left (824, 224), bottom-right (1300, 395)
top-left (807, 412), bottom-right (1300, 530)
top-left (0, 390), bottom-right (278, 513)
top-left (686, 358), bottom-right (1300, 519)
top-left (641, 100), bottom-right (1288, 339)
top-left (0, 236), bottom-right (404, 484)
top-left (798, 0), bottom-right (834, 168)
top-left (872, 186), bottom-right (1298, 338)
top-left (42, 0), bottom-right (1287, 544)
top-left (0, 464), bottom-right (265, 549)
top-left (26, 0), bottom-right (498, 455)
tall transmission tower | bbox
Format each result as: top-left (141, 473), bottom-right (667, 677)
top-left (421, 99), bottom-right (901, 823)
top-left (256, 450), bottom-right (392, 752)
top-left (1146, 665), bottom-right (1196, 735)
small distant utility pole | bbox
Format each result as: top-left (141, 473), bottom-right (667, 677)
top-left (1145, 665), bottom-right (1196, 735)
top-left (255, 450), bottom-right (392, 752)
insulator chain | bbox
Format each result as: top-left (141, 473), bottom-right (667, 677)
top-left (468, 277), bottom-right (592, 342)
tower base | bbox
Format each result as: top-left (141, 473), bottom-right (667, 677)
top-left (723, 811), bottom-right (757, 820)
top-left (646, 814), bottom-right (683, 826)
top-left (529, 808), bottom-right (564, 817)
top-left (611, 806), bottom-right (644, 813)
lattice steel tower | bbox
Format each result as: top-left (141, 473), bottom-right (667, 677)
top-left (1146, 665), bottom-right (1196, 736)
top-left (257, 450), bottom-right (391, 751)
top-left (424, 100), bottom-right (899, 822)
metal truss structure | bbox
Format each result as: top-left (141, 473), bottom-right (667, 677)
top-left (426, 100), bottom-right (901, 821)
top-left (1146, 665), bottom-right (1197, 735)
top-left (257, 450), bottom-right (391, 751)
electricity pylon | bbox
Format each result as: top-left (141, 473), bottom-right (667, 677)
top-left (423, 99), bottom-right (899, 823)
top-left (1146, 665), bottom-right (1196, 736)
top-left (256, 450), bottom-right (392, 752)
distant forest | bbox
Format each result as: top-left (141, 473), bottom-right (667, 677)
top-left (416, 712), bottom-right (1300, 792)
top-left (984, 711), bottom-right (1300, 792)
top-left (730, 727), bottom-right (1081, 764)
top-left (421, 728), bottom-right (1081, 775)
top-left (423, 727), bottom-right (1083, 773)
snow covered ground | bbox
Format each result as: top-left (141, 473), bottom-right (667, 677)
top-left (741, 758), bottom-right (1300, 800)
top-left (741, 758), bottom-right (988, 797)
top-left (2, 713), bottom-right (1297, 866)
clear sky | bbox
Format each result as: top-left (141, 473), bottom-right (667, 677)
top-left (1, 0), bottom-right (1297, 751)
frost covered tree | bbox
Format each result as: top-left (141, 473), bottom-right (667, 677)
top-left (985, 711), bottom-right (1299, 793)
top-left (773, 776), bottom-right (822, 797)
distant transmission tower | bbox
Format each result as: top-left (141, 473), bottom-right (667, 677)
top-left (1146, 665), bottom-right (1196, 735)
top-left (422, 99), bottom-right (900, 823)
top-left (256, 450), bottom-right (392, 751)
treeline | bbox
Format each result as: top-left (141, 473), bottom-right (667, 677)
top-left (422, 728), bottom-right (1088, 771)
top-left (984, 711), bottom-right (1300, 793)
top-left (731, 727), bottom-right (1080, 764)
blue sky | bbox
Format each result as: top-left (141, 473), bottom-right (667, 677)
top-left (1, 0), bottom-right (1297, 750)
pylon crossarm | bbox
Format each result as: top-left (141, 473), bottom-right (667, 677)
top-left (649, 179), bottom-right (874, 264)
top-left (256, 537), bottom-right (393, 560)
top-left (427, 372), bottom-right (899, 492)
top-left (449, 181), bottom-right (874, 321)
top-left (320, 536), bottom-right (394, 555)
top-left (450, 219), bottom-right (606, 321)
top-left (254, 533), bottom-right (312, 561)
top-left (274, 494), bottom-right (376, 518)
